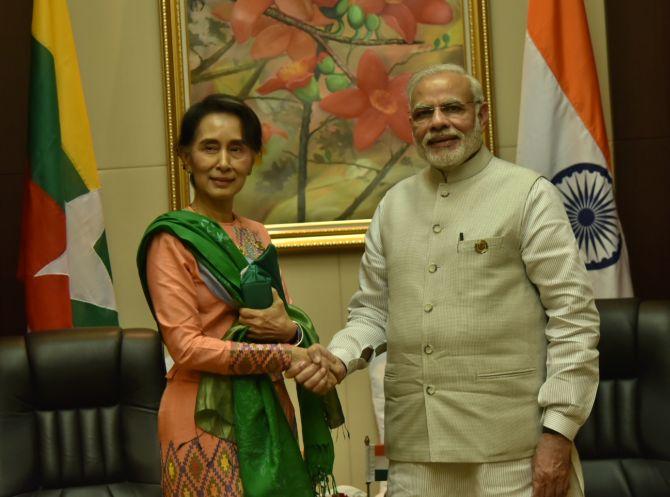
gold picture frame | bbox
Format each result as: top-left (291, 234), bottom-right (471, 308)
top-left (159, 0), bottom-right (495, 251)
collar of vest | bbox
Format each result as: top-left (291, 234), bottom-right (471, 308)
top-left (428, 145), bottom-right (493, 183)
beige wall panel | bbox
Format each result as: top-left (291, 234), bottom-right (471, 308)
top-left (68, 0), bottom-right (166, 170)
top-left (99, 166), bottom-right (168, 330)
top-left (489, 0), bottom-right (529, 150)
top-left (281, 253), bottom-right (347, 340)
top-left (497, 145), bottom-right (518, 164)
top-left (584, 0), bottom-right (613, 143)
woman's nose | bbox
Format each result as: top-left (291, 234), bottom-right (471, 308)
top-left (216, 151), bottom-right (232, 169)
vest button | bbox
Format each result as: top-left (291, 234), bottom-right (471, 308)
top-left (428, 264), bottom-right (437, 273)
top-left (440, 191), bottom-right (450, 198)
top-left (424, 344), bottom-right (433, 355)
top-left (432, 224), bottom-right (443, 233)
top-left (426, 385), bottom-right (436, 395)
top-left (424, 303), bottom-right (433, 313)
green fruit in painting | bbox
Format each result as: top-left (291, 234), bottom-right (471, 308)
top-left (335, 0), bottom-right (349, 15)
top-left (318, 56), bottom-right (336, 74)
top-left (365, 14), bottom-right (380, 31)
top-left (326, 74), bottom-right (351, 92)
top-left (294, 77), bottom-right (321, 103)
top-left (347, 5), bottom-right (365, 28)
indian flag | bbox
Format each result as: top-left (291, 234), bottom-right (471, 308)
top-left (517, 0), bottom-right (633, 298)
top-left (365, 442), bottom-right (388, 483)
top-left (19, 0), bottom-right (118, 331)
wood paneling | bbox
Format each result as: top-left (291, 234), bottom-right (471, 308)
top-left (606, 0), bottom-right (670, 299)
top-left (0, 0), bottom-right (32, 334)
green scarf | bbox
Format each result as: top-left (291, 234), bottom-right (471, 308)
top-left (137, 210), bottom-right (345, 497)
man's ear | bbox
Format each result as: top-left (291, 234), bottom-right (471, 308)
top-left (478, 101), bottom-right (490, 130)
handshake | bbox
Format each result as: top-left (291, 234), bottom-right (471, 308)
top-left (286, 344), bottom-right (347, 395)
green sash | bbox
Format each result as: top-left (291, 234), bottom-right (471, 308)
top-left (137, 210), bottom-right (344, 497)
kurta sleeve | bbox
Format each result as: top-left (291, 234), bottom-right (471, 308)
top-left (146, 232), bottom-right (291, 376)
top-left (329, 200), bottom-right (389, 374)
top-left (520, 178), bottom-right (600, 440)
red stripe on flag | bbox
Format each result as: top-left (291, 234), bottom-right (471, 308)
top-left (374, 444), bottom-right (385, 456)
top-left (527, 0), bottom-right (611, 167)
top-left (19, 178), bottom-right (72, 330)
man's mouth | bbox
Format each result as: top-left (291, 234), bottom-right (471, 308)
top-left (427, 135), bottom-right (460, 148)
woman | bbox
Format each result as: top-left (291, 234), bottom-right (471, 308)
top-left (137, 94), bottom-right (339, 497)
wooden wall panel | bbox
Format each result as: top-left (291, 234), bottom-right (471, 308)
top-left (606, 0), bottom-right (670, 299)
top-left (0, 0), bottom-right (32, 334)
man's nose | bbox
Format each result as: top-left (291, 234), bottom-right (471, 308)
top-left (429, 107), bottom-right (451, 130)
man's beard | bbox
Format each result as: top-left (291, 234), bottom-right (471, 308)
top-left (417, 118), bottom-right (483, 171)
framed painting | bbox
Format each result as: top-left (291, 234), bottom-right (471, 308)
top-left (159, 0), bottom-right (495, 250)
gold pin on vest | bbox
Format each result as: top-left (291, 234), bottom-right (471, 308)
top-left (475, 239), bottom-right (489, 254)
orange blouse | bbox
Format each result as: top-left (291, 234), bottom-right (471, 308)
top-left (146, 214), bottom-right (295, 448)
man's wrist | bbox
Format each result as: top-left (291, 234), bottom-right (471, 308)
top-left (542, 426), bottom-right (569, 440)
top-left (334, 359), bottom-right (347, 383)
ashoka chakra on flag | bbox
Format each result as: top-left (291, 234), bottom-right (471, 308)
top-left (551, 163), bottom-right (622, 270)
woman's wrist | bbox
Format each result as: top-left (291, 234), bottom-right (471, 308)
top-left (290, 322), bottom-right (303, 346)
top-left (283, 319), bottom-right (300, 343)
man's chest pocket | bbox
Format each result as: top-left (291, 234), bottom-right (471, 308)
top-left (455, 235), bottom-right (517, 282)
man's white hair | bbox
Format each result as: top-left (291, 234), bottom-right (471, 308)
top-left (407, 64), bottom-right (484, 107)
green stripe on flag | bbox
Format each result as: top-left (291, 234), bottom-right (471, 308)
top-left (29, 37), bottom-right (88, 206)
top-left (94, 231), bottom-right (113, 279)
top-left (72, 300), bottom-right (119, 328)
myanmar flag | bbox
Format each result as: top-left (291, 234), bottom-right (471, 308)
top-left (19, 0), bottom-right (118, 331)
top-left (517, 0), bottom-right (633, 298)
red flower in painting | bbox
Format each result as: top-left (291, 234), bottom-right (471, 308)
top-left (319, 50), bottom-right (412, 150)
top-left (256, 56), bottom-right (317, 94)
top-left (262, 122), bottom-right (289, 143)
top-left (212, 0), bottom-right (334, 60)
top-left (354, 0), bottom-right (453, 42)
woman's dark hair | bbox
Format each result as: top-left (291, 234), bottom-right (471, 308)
top-left (177, 94), bottom-right (263, 153)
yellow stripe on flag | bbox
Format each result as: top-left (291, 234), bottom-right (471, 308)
top-left (31, 0), bottom-right (100, 190)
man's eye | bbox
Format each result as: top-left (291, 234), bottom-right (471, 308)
top-left (412, 109), bottom-right (433, 121)
top-left (442, 104), bottom-right (465, 115)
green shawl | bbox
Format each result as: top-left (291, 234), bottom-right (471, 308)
top-left (137, 210), bottom-right (344, 497)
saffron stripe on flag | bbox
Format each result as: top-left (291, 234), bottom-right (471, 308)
top-left (527, 0), bottom-right (610, 166)
top-left (366, 443), bottom-right (389, 483)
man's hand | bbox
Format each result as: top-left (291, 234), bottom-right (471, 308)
top-left (239, 288), bottom-right (297, 343)
top-left (531, 432), bottom-right (572, 497)
top-left (285, 344), bottom-right (346, 395)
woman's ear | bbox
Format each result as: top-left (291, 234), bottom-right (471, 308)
top-left (179, 149), bottom-right (191, 173)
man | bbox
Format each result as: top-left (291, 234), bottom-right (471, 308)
top-left (288, 64), bottom-right (599, 497)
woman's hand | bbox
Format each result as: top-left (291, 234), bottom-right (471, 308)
top-left (238, 288), bottom-right (298, 343)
